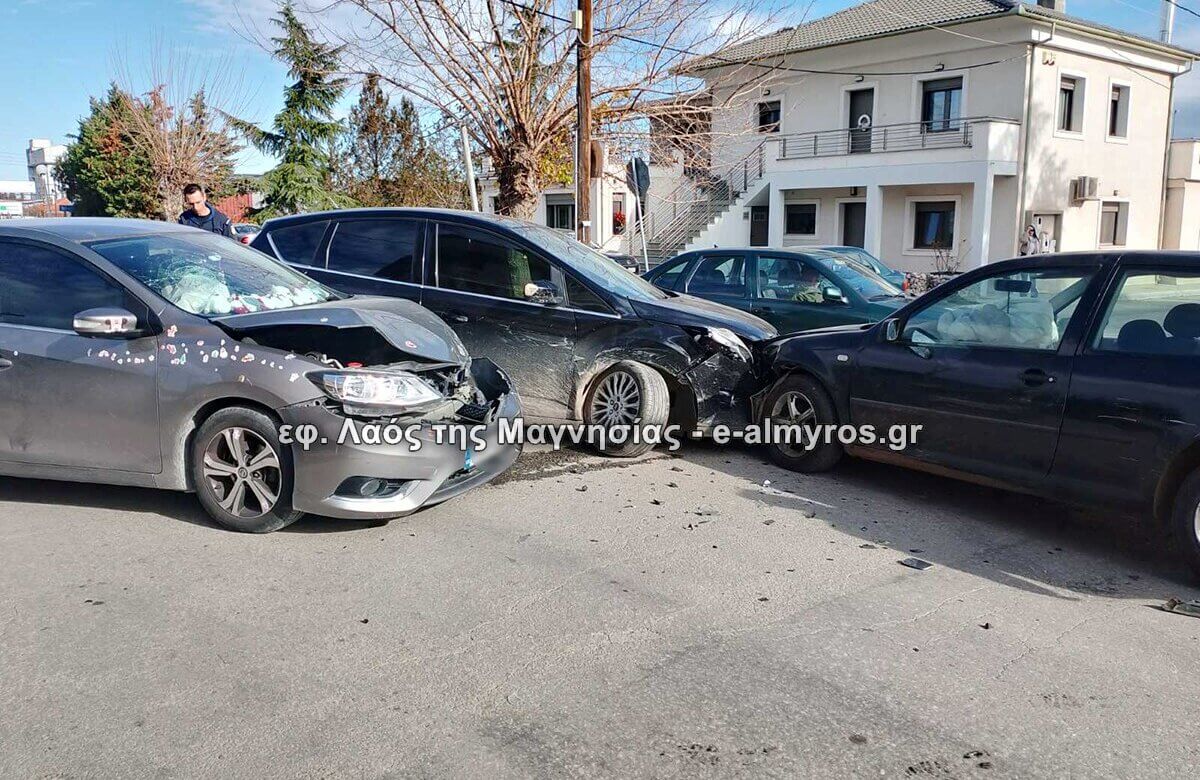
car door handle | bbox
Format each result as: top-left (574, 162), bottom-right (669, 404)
top-left (0, 357), bottom-right (12, 370)
top-left (440, 312), bottom-right (469, 323)
top-left (750, 307), bottom-right (770, 315)
top-left (1020, 368), bottom-right (1055, 386)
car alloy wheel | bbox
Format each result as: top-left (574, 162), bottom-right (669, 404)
top-left (202, 427), bottom-right (282, 519)
top-left (589, 369), bottom-right (642, 428)
top-left (770, 390), bottom-right (818, 456)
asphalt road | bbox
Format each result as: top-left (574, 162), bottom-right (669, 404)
top-left (2, 443), bottom-right (1199, 778)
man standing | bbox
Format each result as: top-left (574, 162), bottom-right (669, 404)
top-left (178, 183), bottom-right (234, 237)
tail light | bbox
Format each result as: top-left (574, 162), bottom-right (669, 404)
top-left (240, 235), bottom-right (252, 244)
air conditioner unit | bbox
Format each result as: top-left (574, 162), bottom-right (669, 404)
top-left (1070, 175), bottom-right (1099, 203)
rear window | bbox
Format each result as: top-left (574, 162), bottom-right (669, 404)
top-left (265, 220), bottom-right (329, 266)
top-left (326, 219), bottom-right (420, 283)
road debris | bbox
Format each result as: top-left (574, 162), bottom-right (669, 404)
top-left (1160, 598), bottom-right (1200, 619)
top-left (898, 557), bottom-right (933, 571)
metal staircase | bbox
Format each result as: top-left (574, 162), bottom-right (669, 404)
top-left (626, 141), bottom-right (767, 266)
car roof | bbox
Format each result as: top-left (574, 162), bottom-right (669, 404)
top-left (0, 217), bottom-right (197, 243)
top-left (257, 207), bottom-right (535, 233)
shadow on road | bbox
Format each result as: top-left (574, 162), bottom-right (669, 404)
top-left (671, 440), bottom-right (1200, 600)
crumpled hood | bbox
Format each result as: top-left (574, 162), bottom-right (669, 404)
top-left (630, 294), bottom-right (777, 342)
top-left (213, 296), bottom-right (470, 365)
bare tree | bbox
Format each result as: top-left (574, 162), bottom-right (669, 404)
top-left (113, 47), bottom-right (247, 221)
top-left (306, 0), bottom-right (787, 219)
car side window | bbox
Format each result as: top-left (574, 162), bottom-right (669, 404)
top-left (0, 242), bottom-right (135, 331)
top-left (651, 255), bottom-right (691, 291)
top-left (564, 274), bottom-right (610, 313)
top-left (687, 254), bottom-right (748, 297)
top-left (1093, 270), bottom-right (1200, 356)
top-left (326, 219), bottom-right (420, 283)
top-left (902, 268), bottom-right (1093, 351)
top-left (758, 256), bottom-right (842, 304)
top-left (265, 220), bottom-right (329, 266)
top-left (436, 224), bottom-right (552, 301)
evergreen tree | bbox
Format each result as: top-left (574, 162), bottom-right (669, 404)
top-left (345, 74), bottom-right (464, 208)
top-left (56, 85), bottom-right (157, 218)
top-left (227, 4), bottom-right (353, 218)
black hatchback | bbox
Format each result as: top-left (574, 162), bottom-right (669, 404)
top-left (755, 251), bottom-right (1200, 572)
top-left (252, 209), bottom-right (776, 456)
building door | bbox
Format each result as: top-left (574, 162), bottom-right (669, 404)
top-left (841, 202), bottom-right (867, 247)
top-left (750, 206), bottom-right (769, 246)
top-left (848, 89), bottom-right (874, 154)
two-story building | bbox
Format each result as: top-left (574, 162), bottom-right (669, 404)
top-left (635, 0), bottom-right (1197, 270)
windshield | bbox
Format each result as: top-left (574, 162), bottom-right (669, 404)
top-left (91, 231), bottom-right (339, 317)
top-left (509, 223), bottom-right (668, 301)
top-left (810, 253), bottom-right (903, 300)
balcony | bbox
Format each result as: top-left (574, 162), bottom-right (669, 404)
top-left (762, 116), bottom-right (1020, 176)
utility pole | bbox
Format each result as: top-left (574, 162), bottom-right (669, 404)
top-left (460, 126), bottom-right (480, 212)
top-left (575, 0), bottom-right (592, 244)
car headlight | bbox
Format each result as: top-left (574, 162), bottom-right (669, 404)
top-left (698, 326), bottom-right (752, 362)
top-left (309, 370), bottom-right (443, 416)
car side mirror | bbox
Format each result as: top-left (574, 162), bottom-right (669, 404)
top-left (822, 286), bottom-right (847, 304)
top-left (883, 318), bottom-right (900, 342)
top-left (524, 280), bottom-right (564, 306)
top-left (73, 308), bottom-right (141, 337)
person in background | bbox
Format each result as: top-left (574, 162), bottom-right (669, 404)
top-left (178, 183), bottom-right (234, 237)
top-left (1019, 225), bottom-right (1040, 256)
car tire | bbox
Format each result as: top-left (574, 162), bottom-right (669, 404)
top-left (761, 374), bottom-right (843, 473)
top-left (191, 407), bottom-right (304, 533)
top-left (583, 361), bottom-right (670, 458)
top-left (1170, 469), bottom-right (1200, 577)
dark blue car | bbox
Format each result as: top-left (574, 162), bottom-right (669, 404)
top-left (756, 251), bottom-right (1200, 573)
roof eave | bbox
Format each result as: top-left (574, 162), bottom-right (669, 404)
top-left (1016, 5), bottom-right (1200, 62)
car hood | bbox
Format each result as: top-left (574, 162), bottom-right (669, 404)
top-left (212, 296), bottom-right (470, 365)
top-left (630, 294), bottom-right (777, 342)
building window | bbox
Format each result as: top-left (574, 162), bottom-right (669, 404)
top-left (1108, 84), bottom-right (1130, 138)
top-left (546, 201), bottom-right (575, 231)
top-left (921, 77), bottom-right (963, 132)
top-left (784, 203), bottom-right (817, 236)
top-left (612, 193), bottom-right (626, 235)
top-left (757, 100), bottom-right (781, 133)
top-left (491, 196), bottom-right (501, 214)
top-left (913, 201), bottom-right (956, 250)
top-left (1099, 201), bottom-right (1128, 246)
top-left (1058, 76), bottom-right (1083, 133)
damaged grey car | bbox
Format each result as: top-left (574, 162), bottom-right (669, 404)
top-left (0, 219), bottom-right (521, 533)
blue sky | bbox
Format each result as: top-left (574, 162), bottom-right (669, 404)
top-left (1, 0), bottom-right (1198, 181)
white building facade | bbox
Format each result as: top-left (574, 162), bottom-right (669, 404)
top-left (636, 0), bottom-right (1196, 271)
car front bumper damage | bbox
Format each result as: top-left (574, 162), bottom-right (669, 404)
top-left (281, 358), bottom-right (522, 520)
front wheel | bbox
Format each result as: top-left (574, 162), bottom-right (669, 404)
top-left (191, 407), bottom-right (304, 533)
top-left (583, 361), bottom-right (670, 458)
top-left (761, 374), bottom-right (843, 473)
top-left (1170, 469), bottom-right (1200, 578)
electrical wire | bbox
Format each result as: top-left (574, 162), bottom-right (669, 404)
top-left (497, 0), bottom-right (1031, 77)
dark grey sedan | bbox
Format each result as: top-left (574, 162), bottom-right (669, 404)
top-left (0, 219), bottom-right (521, 532)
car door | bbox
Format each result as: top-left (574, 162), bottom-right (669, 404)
top-left (682, 252), bottom-right (753, 313)
top-left (754, 254), bottom-right (862, 333)
top-left (307, 217), bottom-right (425, 302)
top-left (420, 221), bottom-right (576, 418)
top-left (851, 262), bottom-right (1099, 486)
top-left (0, 239), bottom-right (160, 473)
top-left (1051, 261), bottom-right (1200, 509)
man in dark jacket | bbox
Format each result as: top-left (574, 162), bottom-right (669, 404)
top-left (178, 183), bottom-right (234, 237)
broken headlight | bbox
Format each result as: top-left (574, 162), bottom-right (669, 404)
top-left (309, 369), bottom-right (443, 416)
top-left (695, 326), bottom-right (752, 363)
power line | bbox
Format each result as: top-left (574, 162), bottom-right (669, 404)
top-left (497, 0), bottom-right (1030, 77)
top-left (1165, 0), bottom-right (1200, 22)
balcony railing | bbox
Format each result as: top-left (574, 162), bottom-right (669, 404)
top-left (776, 116), bottom-right (1015, 160)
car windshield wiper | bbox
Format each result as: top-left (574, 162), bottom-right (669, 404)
top-left (868, 294), bottom-right (903, 301)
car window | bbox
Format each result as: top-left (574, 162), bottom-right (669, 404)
top-left (1093, 270), bottom-right (1200, 355)
top-left (564, 274), bottom-right (611, 313)
top-left (326, 219), bottom-right (420, 283)
top-left (265, 220), bottom-right (328, 266)
top-left (903, 268), bottom-right (1093, 351)
top-left (0, 242), bottom-right (137, 330)
top-left (508, 222), bottom-right (668, 301)
top-left (687, 254), bottom-right (748, 297)
top-left (92, 231), bottom-right (339, 317)
top-left (436, 223), bottom-right (552, 301)
top-left (651, 255), bottom-right (691, 291)
top-left (758, 256), bottom-right (843, 304)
